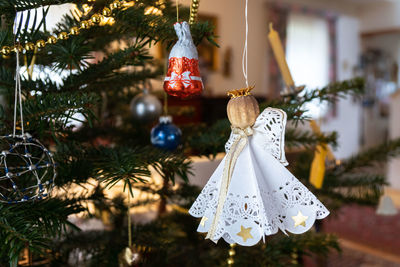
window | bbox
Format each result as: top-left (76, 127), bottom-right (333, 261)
top-left (286, 13), bottom-right (330, 118)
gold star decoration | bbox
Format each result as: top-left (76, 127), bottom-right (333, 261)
top-left (236, 226), bottom-right (253, 242)
top-left (200, 216), bottom-right (208, 227)
top-left (292, 211), bottom-right (308, 228)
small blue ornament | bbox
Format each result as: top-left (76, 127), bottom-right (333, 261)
top-left (151, 116), bottom-right (182, 151)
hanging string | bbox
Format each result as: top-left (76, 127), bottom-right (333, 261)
top-left (163, 92), bottom-right (168, 115)
top-left (13, 53), bottom-right (19, 137)
top-left (13, 13), bottom-right (24, 137)
top-left (176, 0), bottom-right (179, 22)
top-left (242, 0), bottom-right (249, 88)
top-left (163, 55), bottom-right (169, 115)
top-left (127, 192), bottom-right (132, 247)
top-left (13, 51), bottom-right (25, 137)
top-left (189, 0), bottom-right (192, 22)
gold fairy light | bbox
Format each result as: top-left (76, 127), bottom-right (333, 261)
top-left (99, 16), bottom-right (115, 26)
top-left (227, 244), bottom-right (236, 266)
top-left (122, 1), bottom-right (136, 9)
top-left (82, 4), bottom-right (94, 15)
top-left (144, 6), bottom-right (163, 16)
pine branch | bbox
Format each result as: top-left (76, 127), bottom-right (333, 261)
top-left (90, 146), bottom-right (191, 195)
top-left (60, 45), bottom-right (153, 92)
top-left (0, 198), bottom-right (84, 263)
top-left (23, 91), bottom-right (99, 119)
top-left (94, 146), bottom-right (152, 193)
top-left (261, 78), bottom-right (365, 123)
top-left (112, 0), bottom-right (215, 47)
top-left (337, 138), bottom-right (400, 174)
top-left (285, 128), bottom-right (338, 149)
top-left (320, 173), bottom-right (385, 205)
top-left (0, 1), bottom-right (82, 13)
top-left (294, 78), bottom-right (364, 105)
top-left (182, 119), bottom-right (231, 158)
top-left (0, 91), bottom-right (99, 140)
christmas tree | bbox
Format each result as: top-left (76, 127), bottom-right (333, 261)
top-left (0, 0), bottom-right (399, 266)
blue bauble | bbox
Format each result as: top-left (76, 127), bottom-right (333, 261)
top-left (150, 116), bottom-right (182, 151)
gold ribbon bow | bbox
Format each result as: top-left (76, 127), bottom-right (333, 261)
top-left (206, 126), bottom-right (254, 242)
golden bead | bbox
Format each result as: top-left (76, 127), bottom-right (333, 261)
top-left (91, 14), bottom-right (101, 24)
top-left (25, 42), bottom-right (35, 51)
top-left (1, 46), bottom-right (11, 56)
top-left (192, 3), bottom-right (199, 8)
top-left (58, 32), bottom-right (69, 40)
top-left (102, 7), bottom-right (112, 16)
top-left (80, 20), bottom-right (90, 29)
top-left (13, 44), bottom-right (23, 53)
top-left (47, 36), bottom-right (57, 44)
top-left (227, 258), bottom-right (234, 265)
top-left (110, 1), bottom-right (121, 10)
top-left (36, 40), bottom-right (46, 48)
top-left (192, 0), bottom-right (199, 3)
top-left (229, 249), bottom-right (236, 256)
top-left (70, 26), bottom-right (80, 35)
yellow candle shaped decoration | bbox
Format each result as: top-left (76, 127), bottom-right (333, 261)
top-left (309, 120), bottom-right (336, 189)
top-left (268, 23), bottom-right (295, 87)
top-left (309, 144), bottom-right (328, 189)
top-left (309, 120), bottom-right (335, 161)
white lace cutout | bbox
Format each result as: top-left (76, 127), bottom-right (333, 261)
top-left (225, 108), bottom-right (288, 166)
top-left (253, 108), bottom-right (288, 166)
top-left (189, 124), bottom-right (329, 246)
top-left (189, 172), bottom-right (329, 244)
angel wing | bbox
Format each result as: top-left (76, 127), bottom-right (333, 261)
top-left (225, 108), bottom-right (288, 166)
top-left (252, 107), bottom-right (288, 166)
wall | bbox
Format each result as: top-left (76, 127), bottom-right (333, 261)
top-left (388, 92), bottom-right (400, 191)
top-left (321, 15), bottom-right (362, 159)
top-left (266, 0), bottom-right (362, 158)
top-left (357, 1), bottom-right (400, 195)
top-left (359, 1), bottom-right (400, 33)
top-left (198, 0), bottom-right (269, 96)
top-left (198, 0), bottom-right (362, 98)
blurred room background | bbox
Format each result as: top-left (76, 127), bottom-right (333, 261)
top-left (7, 0), bottom-right (400, 266)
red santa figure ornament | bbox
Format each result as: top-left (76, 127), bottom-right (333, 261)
top-left (164, 21), bottom-right (203, 98)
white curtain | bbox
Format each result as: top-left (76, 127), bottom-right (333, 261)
top-left (286, 13), bottom-right (330, 118)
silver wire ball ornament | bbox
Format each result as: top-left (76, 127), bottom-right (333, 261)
top-left (0, 133), bottom-right (56, 203)
top-left (130, 89), bottom-right (162, 122)
top-left (1, 50), bottom-right (57, 203)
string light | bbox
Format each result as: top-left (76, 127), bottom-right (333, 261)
top-left (1, 0), bottom-right (200, 58)
top-left (1, 0), bottom-right (126, 57)
top-left (227, 244), bottom-right (236, 266)
top-left (189, 0), bottom-right (200, 25)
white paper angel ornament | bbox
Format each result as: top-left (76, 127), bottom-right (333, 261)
top-left (189, 86), bottom-right (329, 246)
